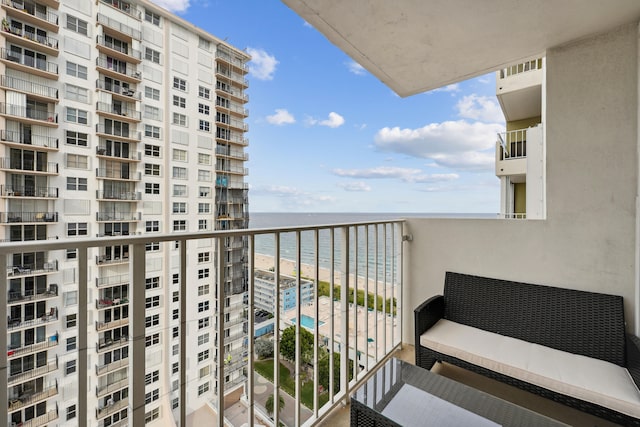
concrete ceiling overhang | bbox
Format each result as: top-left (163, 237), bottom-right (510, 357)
top-left (282, 0), bottom-right (640, 97)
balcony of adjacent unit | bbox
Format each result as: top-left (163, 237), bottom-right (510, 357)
top-left (96, 352), bottom-right (129, 377)
top-left (215, 47), bottom-right (249, 75)
top-left (96, 34), bottom-right (141, 63)
top-left (0, 183), bottom-right (58, 198)
top-left (0, 99), bottom-right (57, 127)
top-left (216, 112), bottom-right (248, 133)
top-left (8, 281), bottom-right (57, 304)
top-left (99, 0), bottom-right (140, 19)
top-left (96, 100), bottom-right (141, 123)
top-left (496, 57), bottom-right (543, 122)
top-left (96, 187), bottom-right (140, 201)
top-left (495, 125), bottom-right (544, 182)
top-left (215, 80), bottom-right (248, 104)
top-left (1, 211), bottom-right (57, 224)
top-left (97, 12), bottom-right (141, 41)
top-left (7, 254), bottom-right (57, 278)
top-left (13, 408), bottom-right (59, 427)
top-left (216, 96), bottom-right (249, 118)
top-left (8, 379), bottom-right (58, 413)
top-left (96, 76), bottom-right (140, 101)
top-left (96, 119), bottom-right (140, 142)
top-left (0, 75), bottom-right (58, 103)
top-left (96, 163), bottom-right (140, 182)
top-left (216, 127), bottom-right (248, 146)
top-left (96, 55), bottom-right (141, 84)
top-left (96, 244), bottom-right (129, 266)
top-left (7, 303), bottom-right (58, 331)
top-left (216, 145), bottom-right (249, 162)
top-left (1, 0), bottom-right (59, 33)
top-left (7, 331), bottom-right (58, 359)
top-left (96, 210), bottom-right (140, 222)
top-left (8, 355), bottom-right (57, 386)
top-left (2, 18), bottom-right (58, 55)
top-left (216, 161), bottom-right (248, 177)
top-left (96, 328), bottom-right (129, 354)
top-left (96, 303), bottom-right (129, 332)
top-left (215, 64), bottom-right (249, 89)
top-left (0, 129), bottom-right (58, 151)
top-left (97, 140), bottom-right (140, 163)
top-left (0, 46), bottom-right (58, 79)
top-left (0, 149), bottom-right (57, 176)
top-left (96, 395), bottom-right (129, 420)
top-left (97, 221), bottom-right (136, 238)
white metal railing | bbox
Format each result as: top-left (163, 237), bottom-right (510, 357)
top-left (0, 219), bottom-right (404, 427)
top-left (497, 128), bottom-right (527, 160)
top-left (499, 57), bottom-right (543, 79)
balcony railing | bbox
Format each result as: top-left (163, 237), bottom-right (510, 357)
top-left (20, 408), bottom-right (59, 427)
top-left (7, 333), bottom-right (58, 358)
top-left (0, 219), bottom-right (403, 426)
top-left (7, 261), bottom-right (58, 277)
top-left (8, 381), bottom-right (57, 412)
top-left (96, 396), bottom-right (129, 419)
top-left (96, 168), bottom-right (141, 181)
top-left (0, 75), bottom-right (58, 100)
top-left (96, 102), bottom-right (141, 120)
top-left (95, 124), bottom-right (140, 141)
top-left (216, 99), bottom-right (249, 116)
top-left (96, 35), bottom-right (142, 60)
top-left (1, 211), bottom-right (58, 223)
top-left (8, 286), bottom-right (57, 303)
top-left (215, 49), bottom-right (249, 71)
top-left (99, 0), bottom-right (140, 19)
top-left (0, 130), bottom-right (58, 148)
top-left (96, 190), bottom-right (141, 201)
top-left (499, 57), bottom-right (543, 79)
top-left (0, 47), bottom-right (58, 74)
top-left (0, 158), bottom-right (57, 173)
top-left (95, 79), bottom-right (140, 99)
top-left (0, 103), bottom-right (56, 123)
top-left (498, 128), bottom-right (527, 160)
top-left (8, 358), bottom-right (58, 385)
top-left (8, 308), bottom-right (58, 330)
top-left (1, 0), bottom-right (59, 27)
top-left (96, 146), bottom-right (141, 161)
top-left (96, 57), bottom-right (141, 80)
top-left (0, 185), bottom-right (58, 198)
top-left (97, 13), bottom-right (141, 40)
top-left (2, 24), bottom-right (58, 49)
top-left (96, 356), bottom-right (128, 376)
top-left (96, 211), bottom-right (141, 221)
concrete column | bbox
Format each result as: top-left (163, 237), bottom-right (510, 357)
top-left (131, 243), bottom-right (146, 425)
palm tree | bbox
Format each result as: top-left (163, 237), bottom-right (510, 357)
top-left (265, 393), bottom-right (285, 417)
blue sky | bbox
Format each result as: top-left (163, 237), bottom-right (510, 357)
top-left (151, 0), bottom-right (506, 213)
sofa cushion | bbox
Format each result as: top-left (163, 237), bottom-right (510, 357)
top-left (420, 319), bottom-right (640, 418)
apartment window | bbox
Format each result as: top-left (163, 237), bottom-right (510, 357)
top-left (66, 404), bottom-right (77, 420)
top-left (66, 154), bottom-right (88, 169)
top-left (199, 120), bottom-right (210, 132)
top-left (66, 15), bottom-right (88, 35)
top-left (198, 349), bottom-right (209, 362)
top-left (199, 187), bottom-right (211, 198)
top-left (145, 314), bottom-right (160, 327)
top-left (66, 61), bottom-right (87, 79)
top-left (145, 47), bottom-right (160, 64)
top-left (144, 105), bottom-right (161, 121)
top-left (198, 382), bottom-right (210, 396)
top-left (145, 295), bottom-right (160, 308)
top-left (217, 95), bottom-right (230, 108)
top-left (66, 359), bottom-right (77, 375)
top-left (198, 219), bottom-right (208, 230)
top-left (67, 249), bottom-right (77, 259)
top-left (172, 167), bottom-right (187, 179)
top-left (145, 183), bottom-right (160, 194)
top-left (67, 222), bottom-right (88, 236)
top-left (145, 86), bottom-right (160, 100)
top-left (198, 317), bottom-right (209, 329)
top-left (173, 77), bottom-right (186, 91)
top-left (198, 153), bottom-right (211, 165)
top-left (145, 125), bottom-right (160, 138)
top-left (172, 326), bottom-right (179, 338)
top-left (145, 276), bottom-right (160, 289)
top-left (66, 314), bottom-right (77, 328)
top-left (199, 86), bottom-right (210, 99)
top-left (198, 37), bottom-right (211, 50)
top-left (146, 242), bottom-right (160, 251)
top-left (67, 336), bottom-right (77, 351)
top-left (144, 9), bottom-right (161, 25)
top-left (198, 284), bottom-right (209, 296)
top-left (198, 170), bottom-right (211, 182)
top-left (146, 221), bottom-right (160, 232)
top-left (173, 95), bottom-right (186, 108)
top-left (173, 220), bottom-right (186, 231)
top-left (145, 163), bottom-right (160, 176)
top-left (172, 202), bottom-right (186, 214)
top-left (145, 389), bottom-right (160, 404)
top-left (198, 334), bottom-right (209, 346)
top-left (198, 203), bottom-right (210, 214)
top-left (198, 103), bottom-right (210, 115)
top-left (172, 397), bottom-right (179, 410)
top-left (66, 107), bottom-right (88, 124)
top-left (145, 407), bottom-right (160, 423)
top-left (64, 291), bottom-right (77, 306)
top-left (173, 273), bottom-right (179, 285)
top-left (145, 370), bottom-right (159, 385)
top-left (172, 344), bottom-right (179, 356)
top-left (173, 184), bottom-right (187, 197)
top-left (145, 144), bottom-right (160, 157)
top-left (66, 84), bottom-right (89, 103)
top-left (172, 291), bottom-right (179, 302)
top-left (66, 130), bottom-right (88, 146)
top-left (173, 113), bottom-right (187, 126)
top-left (198, 268), bottom-right (209, 279)
top-left (198, 301), bottom-right (209, 312)
top-left (67, 177), bottom-right (87, 191)
top-left (199, 365), bottom-right (211, 379)
top-left (172, 309), bottom-right (179, 320)
top-left (172, 149), bottom-right (187, 162)
top-left (172, 362), bottom-right (179, 374)
top-left (145, 333), bottom-right (160, 347)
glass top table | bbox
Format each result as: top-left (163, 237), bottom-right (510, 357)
top-left (351, 358), bottom-right (569, 426)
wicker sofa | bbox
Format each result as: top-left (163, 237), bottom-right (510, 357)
top-left (414, 271), bottom-right (640, 426)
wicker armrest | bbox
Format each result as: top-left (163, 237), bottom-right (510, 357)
top-left (626, 334), bottom-right (640, 388)
top-left (414, 295), bottom-right (444, 344)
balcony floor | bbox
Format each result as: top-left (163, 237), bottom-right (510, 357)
top-left (319, 345), bottom-right (621, 427)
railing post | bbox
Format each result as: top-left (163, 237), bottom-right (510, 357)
top-left (179, 239), bottom-right (187, 427)
top-left (216, 237), bottom-right (225, 426)
top-left (294, 230), bottom-right (301, 426)
top-left (78, 247), bottom-right (88, 424)
top-left (0, 253), bottom-right (6, 421)
top-left (130, 242), bottom-right (146, 426)
top-left (340, 226), bottom-right (350, 402)
top-left (247, 235), bottom-right (255, 427)
top-left (273, 232), bottom-right (281, 427)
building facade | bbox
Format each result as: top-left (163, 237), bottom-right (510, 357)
top-left (254, 269), bottom-right (314, 314)
top-left (1, 0), bottom-right (249, 425)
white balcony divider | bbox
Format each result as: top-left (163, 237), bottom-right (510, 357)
top-left (0, 219), bottom-right (403, 427)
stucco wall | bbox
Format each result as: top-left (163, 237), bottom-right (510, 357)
top-left (404, 22), bottom-right (639, 343)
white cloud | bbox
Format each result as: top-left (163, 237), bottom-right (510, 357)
top-left (266, 109), bottom-right (295, 126)
top-left (374, 120), bottom-right (504, 172)
top-left (346, 61), bottom-right (366, 76)
top-left (246, 47), bottom-right (278, 81)
top-left (337, 181), bottom-right (371, 192)
top-left (307, 112), bottom-right (345, 128)
top-left (333, 167), bottom-right (459, 184)
top-left (428, 83), bottom-right (461, 94)
top-left (255, 185), bottom-right (336, 209)
top-left (149, 0), bottom-right (190, 13)
top-left (456, 94), bottom-right (504, 123)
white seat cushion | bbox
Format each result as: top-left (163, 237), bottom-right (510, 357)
top-left (420, 319), bottom-right (640, 418)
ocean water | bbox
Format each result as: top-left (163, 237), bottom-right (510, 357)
top-left (248, 212), bottom-right (492, 281)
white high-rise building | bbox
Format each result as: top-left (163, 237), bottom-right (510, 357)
top-left (1, 0), bottom-right (249, 425)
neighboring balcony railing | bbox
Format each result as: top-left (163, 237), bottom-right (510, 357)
top-left (97, 13), bottom-right (141, 40)
top-left (7, 333), bottom-right (58, 359)
top-left (0, 0), bottom-right (59, 27)
top-left (7, 261), bottom-right (58, 277)
top-left (95, 124), bottom-right (140, 141)
top-left (96, 356), bottom-right (128, 376)
top-left (0, 75), bottom-right (58, 100)
top-left (96, 102), bottom-right (141, 120)
top-left (215, 49), bottom-right (249, 71)
top-left (95, 79), bottom-right (140, 99)
top-left (0, 158), bottom-right (57, 173)
top-left (96, 36), bottom-right (142, 60)
top-left (96, 57), bottom-right (141, 80)
top-left (216, 99), bottom-right (249, 116)
top-left (7, 307), bottom-right (58, 330)
top-left (8, 286), bottom-right (57, 303)
top-left (96, 168), bottom-right (141, 181)
top-left (96, 211), bottom-right (141, 221)
top-left (99, 0), bottom-right (141, 19)
top-left (96, 190), bottom-right (141, 201)
top-left (0, 185), bottom-right (58, 198)
top-left (0, 103), bottom-right (56, 123)
top-left (96, 146), bottom-right (141, 161)
top-left (0, 47), bottom-right (58, 74)
top-left (215, 66), bottom-right (249, 87)
top-left (1, 211), bottom-right (58, 223)
top-left (96, 396), bottom-right (129, 419)
top-left (497, 128), bottom-right (527, 160)
top-left (20, 408), bottom-right (59, 427)
top-left (0, 130), bottom-right (58, 148)
top-left (499, 57), bottom-right (543, 79)
top-left (8, 358), bottom-right (58, 385)
top-left (7, 381), bottom-right (57, 412)
top-left (0, 219), bottom-right (403, 426)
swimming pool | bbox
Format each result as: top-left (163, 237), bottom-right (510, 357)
top-left (290, 314), bottom-right (325, 329)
